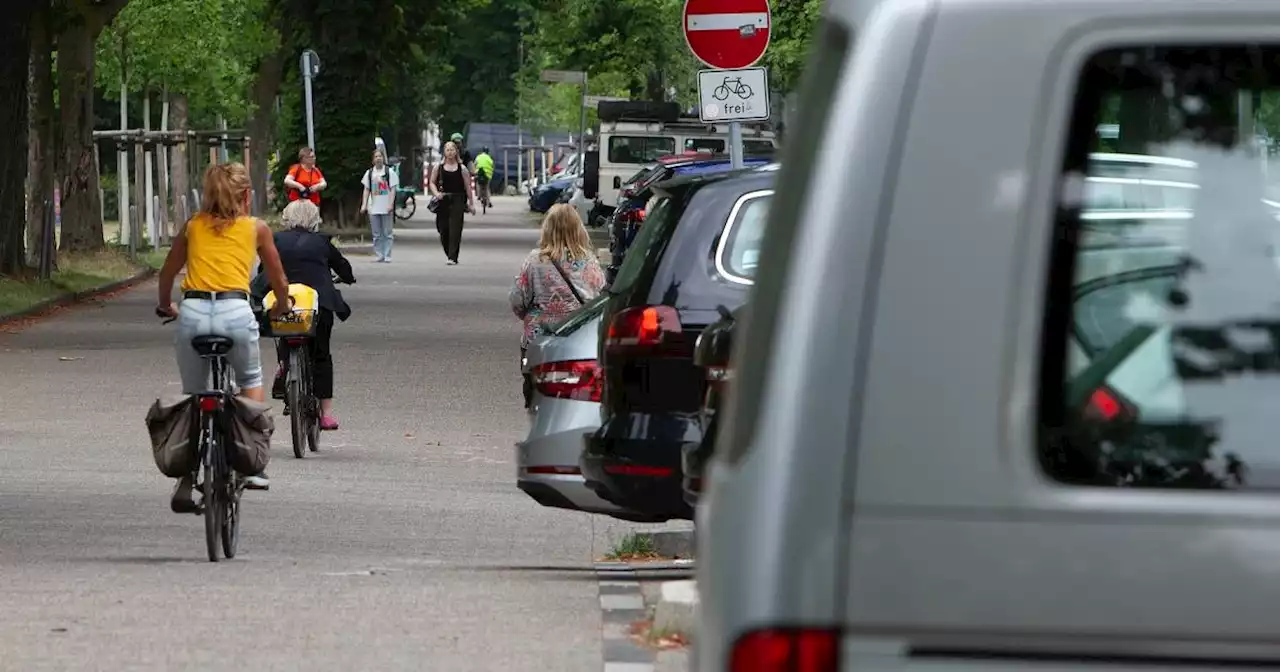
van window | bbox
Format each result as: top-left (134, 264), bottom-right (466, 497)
top-left (744, 140), bottom-right (775, 154)
top-left (686, 138), bottom-right (726, 153)
top-left (721, 20), bottom-right (852, 465)
top-left (1040, 45), bottom-right (1280, 491)
top-left (608, 136), bottom-right (676, 164)
top-left (715, 191), bottom-right (773, 283)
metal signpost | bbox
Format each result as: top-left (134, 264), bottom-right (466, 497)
top-left (542, 69), bottom-right (589, 150)
top-left (683, 0), bottom-right (771, 168)
top-left (301, 49), bottom-right (321, 150)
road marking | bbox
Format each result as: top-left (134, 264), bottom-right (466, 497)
top-left (687, 12), bottom-right (769, 31)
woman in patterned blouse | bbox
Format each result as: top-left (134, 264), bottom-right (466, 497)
top-left (509, 204), bottom-right (606, 406)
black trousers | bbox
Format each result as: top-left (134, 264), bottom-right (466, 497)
top-left (435, 195), bottom-right (466, 261)
top-left (521, 347), bottom-right (533, 409)
top-left (278, 308), bottom-right (335, 399)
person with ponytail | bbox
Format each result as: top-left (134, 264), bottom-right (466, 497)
top-left (156, 162), bottom-right (291, 508)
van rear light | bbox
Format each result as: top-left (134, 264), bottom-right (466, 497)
top-left (730, 629), bottom-right (840, 672)
top-left (1084, 385), bottom-right (1136, 422)
top-left (532, 360), bottom-right (601, 402)
top-left (606, 305), bottom-right (681, 349)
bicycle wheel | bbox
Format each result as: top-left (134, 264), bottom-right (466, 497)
top-left (714, 85), bottom-right (729, 101)
top-left (288, 350), bottom-right (306, 459)
top-left (222, 478), bottom-right (241, 558)
top-left (202, 415), bottom-right (223, 562)
top-left (305, 353), bottom-right (320, 452)
top-left (396, 195), bottom-right (415, 220)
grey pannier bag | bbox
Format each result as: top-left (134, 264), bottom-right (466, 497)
top-left (227, 396), bottom-right (274, 475)
top-left (145, 395), bottom-right (199, 477)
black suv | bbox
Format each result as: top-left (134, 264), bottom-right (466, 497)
top-left (580, 166), bottom-right (775, 520)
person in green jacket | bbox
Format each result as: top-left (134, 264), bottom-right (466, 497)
top-left (473, 146), bottom-right (495, 209)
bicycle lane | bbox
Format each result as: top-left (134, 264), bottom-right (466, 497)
top-left (0, 199), bottom-right (648, 671)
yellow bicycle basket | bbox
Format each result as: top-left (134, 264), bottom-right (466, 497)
top-left (263, 283), bottom-right (320, 336)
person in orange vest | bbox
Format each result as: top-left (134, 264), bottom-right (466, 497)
top-left (283, 147), bottom-right (327, 205)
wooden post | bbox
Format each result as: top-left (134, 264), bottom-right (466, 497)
top-left (155, 141), bottom-right (169, 244)
top-left (133, 138), bottom-right (146, 253)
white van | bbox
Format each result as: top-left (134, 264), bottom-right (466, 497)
top-left (696, 0), bottom-right (1280, 669)
top-left (596, 116), bottom-right (776, 208)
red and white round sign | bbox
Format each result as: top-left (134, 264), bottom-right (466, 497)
top-left (682, 0), bottom-right (771, 70)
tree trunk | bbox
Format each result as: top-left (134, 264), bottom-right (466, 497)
top-left (1, 3), bottom-right (36, 276)
top-left (249, 50), bottom-right (285, 215)
top-left (25, 0), bottom-right (54, 269)
top-left (57, 19), bottom-right (105, 252)
top-left (169, 94), bottom-right (190, 223)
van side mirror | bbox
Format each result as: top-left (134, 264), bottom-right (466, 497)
top-left (613, 176), bottom-right (622, 189)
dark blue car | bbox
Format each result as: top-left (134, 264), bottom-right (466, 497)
top-left (607, 156), bottom-right (771, 282)
top-left (528, 175), bottom-right (576, 213)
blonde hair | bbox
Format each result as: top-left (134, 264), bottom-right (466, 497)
top-left (443, 141), bottom-right (459, 162)
top-left (538, 204), bottom-right (592, 262)
top-left (199, 162), bottom-right (251, 233)
top-left (298, 146), bottom-right (315, 160)
top-left (282, 199), bottom-right (322, 232)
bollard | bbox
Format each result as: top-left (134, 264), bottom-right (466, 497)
top-left (128, 205), bottom-right (138, 258)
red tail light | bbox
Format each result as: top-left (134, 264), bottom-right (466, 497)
top-left (198, 396), bottom-right (221, 412)
top-left (603, 464), bottom-right (673, 477)
top-left (532, 360), bottom-right (601, 402)
top-left (526, 465), bottom-right (581, 475)
top-left (1084, 385), bottom-right (1136, 422)
top-left (284, 337), bottom-right (308, 346)
top-left (606, 305), bottom-right (681, 349)
top-left (731, 629), bottom-right (840, 672)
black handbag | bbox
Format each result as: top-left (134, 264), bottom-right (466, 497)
top-left (426, 162), bottom-right (443, 213)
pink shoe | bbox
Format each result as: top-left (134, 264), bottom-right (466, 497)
top-left (320, 415), bottom-right (340, 431)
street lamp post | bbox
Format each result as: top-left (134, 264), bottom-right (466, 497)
top-left (300, 50), bottom-right (321, 149)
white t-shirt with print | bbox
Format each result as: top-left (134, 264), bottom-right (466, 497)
top-left (360, 165), bottom-right (399, 215)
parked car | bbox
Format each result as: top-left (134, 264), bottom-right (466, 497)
top-left (580, 168), bottom-right (774, 520)
top-left (694, 1), bottom-right (1280, 669)
top-left (682, 304), bottom-right (741, 507)
top-left (606, 156), bottom-right (774, 283)
top-left (516, 297), bottom-right (665, 522)
top-left (528, 174), bottom-right (577, 213)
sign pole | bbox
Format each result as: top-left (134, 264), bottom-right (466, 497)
top-left (729, 122), bottom-right (744, 169)
top-left (579, 72), bottom-right (588, 153)
top-left (301, 50), bottom-right (320, 150)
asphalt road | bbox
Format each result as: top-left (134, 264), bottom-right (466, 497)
top-left (0, 197), bottom-right (645, 671)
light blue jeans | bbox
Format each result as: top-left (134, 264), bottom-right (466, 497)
top-left (370, 213), bottom-right (394, 260)
top-left (175, 297), bottom-right (263, 393)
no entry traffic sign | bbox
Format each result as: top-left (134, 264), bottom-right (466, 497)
top-left (683, 0), bottom-right (771, 70)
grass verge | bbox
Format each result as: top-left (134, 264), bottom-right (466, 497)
top-left (603, 533), bottom-right (661, 562)
top-left (0, 249), bottom-right (155, 317)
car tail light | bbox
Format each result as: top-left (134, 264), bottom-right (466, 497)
top-left (603, 464), bottom-right (673, 477)
top-left (1084, 385), bottom-right (1136, 422)
top-left (606, 305), bottom-right (682, 349)
top-left (532, 360), bottom-right (601, 402)
top-left (526, 465), bottom-right (581, 475)
top-left (730, 629), bottom-right (840, 672)
top-left (198, 396), bottom-right (221, 412)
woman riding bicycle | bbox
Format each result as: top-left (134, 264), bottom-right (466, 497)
top-left (156, 163), bottom-right (291, 505)
top-left (253, 199), bottom-right (356, 430)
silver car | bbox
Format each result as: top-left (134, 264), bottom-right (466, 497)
top-left (516, 298), bottom-right (664, 522)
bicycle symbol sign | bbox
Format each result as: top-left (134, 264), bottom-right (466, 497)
top-left (697, 67), bottom-right (770, 123)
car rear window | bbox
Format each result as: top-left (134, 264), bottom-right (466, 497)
top-left (1040, 44), bottom-right (1280, 491)
top-left (716, 191), bottom-right (772, 283)
top-left (608, 137), bottom-right (676, 164)
top-left (608, 194), bottom-right (683, 295)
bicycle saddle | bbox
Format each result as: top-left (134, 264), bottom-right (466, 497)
top-left (191, 335), bottom-right (234, 356)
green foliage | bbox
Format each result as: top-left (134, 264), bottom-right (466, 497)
top-left (96, 0), bottom-right (276, 124)
top-left (761, 0), bottom-right (822, 94)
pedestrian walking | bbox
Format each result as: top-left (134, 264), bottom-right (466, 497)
top-left (509, 203), bottom-right (605, 407)
top-left (360, 148), bottom-right (399, 262)
top-left (428, 141), bottom-right (475, 265)
top-left (283, 147), bottom-right (327, 205)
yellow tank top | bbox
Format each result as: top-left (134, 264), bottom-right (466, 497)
top-left (181, 214), bottom-right (258, 293)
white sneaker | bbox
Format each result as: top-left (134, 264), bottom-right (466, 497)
top-left (243, 473), bottom-right (270, 491)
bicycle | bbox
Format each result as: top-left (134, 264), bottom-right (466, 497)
top-left (713, 76), bottom-right (754, 101)
top-left (263, 274), bottom-right (353, 459)
top-left (476, 174), bottom-right (492, 214)
top-left (394, 186), bottom-right (417, 220)
top-left (157, 308), bottom-right (245, 563)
